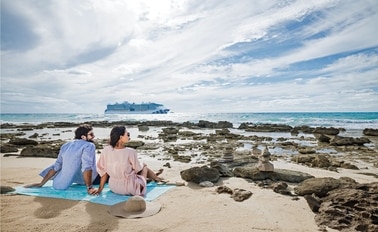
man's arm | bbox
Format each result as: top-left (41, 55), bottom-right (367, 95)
top-left (24, 168), bottom-right (57, 188)
top-left (83, 170), bottom-right (98, 195)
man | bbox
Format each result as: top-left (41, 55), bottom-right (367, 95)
top-left (25, 124), bottom-right (99, 195)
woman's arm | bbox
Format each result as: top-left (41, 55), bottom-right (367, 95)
top-left (97, 173), bottom-right (109, 194)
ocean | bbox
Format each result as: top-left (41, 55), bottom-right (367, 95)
top-left (1, 112), bottom-right (377, 130)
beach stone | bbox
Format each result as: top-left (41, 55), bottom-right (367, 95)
top-left (294, 177), bottom-right (358, 197)
top-left (199, 181), bottom-right (214, 187)
top-left (216, 186), bottom-right (233, 194)
top-left (231, 188), bottom-right (252, 202)
top-left (233, 167), bottom-right (314, 183)
top-left (271, 182), bottom-right (294, 196)
top-left (1, 186), bottom-right (15, 194)
top-left (180, 166), bottom-right (220, 184)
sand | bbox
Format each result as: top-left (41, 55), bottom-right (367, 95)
top-left (1, 127), bottom-right (377, 232)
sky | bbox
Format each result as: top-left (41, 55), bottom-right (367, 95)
top-left (1, 0), bottom-right (378, 113)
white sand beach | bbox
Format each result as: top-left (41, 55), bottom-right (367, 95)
top-left (1, 125), bottom-right (377, 232)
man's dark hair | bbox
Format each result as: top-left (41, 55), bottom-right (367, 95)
top-left (74, 124), bottom-right (93, 139)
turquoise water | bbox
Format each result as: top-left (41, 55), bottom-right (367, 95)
top-left (1, 112), bottom-right (377, 130)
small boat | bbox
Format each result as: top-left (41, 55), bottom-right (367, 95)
top-left (104, 101), bottom-right (170, 114)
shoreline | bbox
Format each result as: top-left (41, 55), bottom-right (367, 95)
top-left (1, 123), bottom-right (378, 231)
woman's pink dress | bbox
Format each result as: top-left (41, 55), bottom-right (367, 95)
top-left (97, 146), bottom-right (147, 196)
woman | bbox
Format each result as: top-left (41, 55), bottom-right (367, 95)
top-left (96, 126), bottom-right (163, 196)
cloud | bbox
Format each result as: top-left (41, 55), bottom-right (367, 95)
top-left (1, 0), bottom-right (377, 113)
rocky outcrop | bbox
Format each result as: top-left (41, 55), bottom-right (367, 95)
top-left (239, 123), bottom-right (293, 132)
top-left (19, 145), bottom-right (60, 158)
top-left (233, 167), bottom-right (314, 183)
top-left (294, 177), bottom-right (358, 197)
top-left (312, 127), bottom-right (340, 135)
top-left (8, 138), bottom-right (38, 146)
top-left (329, 136), bottom-right (371, 146)
top-left (298, 180), bottom-right (378, 232)
top-left (363, 128), bottom-right (378, 136)
top-left (125, 140), bottom-right (145, 149)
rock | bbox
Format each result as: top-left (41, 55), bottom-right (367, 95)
top-left (162, 127), bottom-right (179, 134)
top-left (256, 146), bottom-right (274, 172)
top-left (180, 166), bottom-right (220, 184)
top-left (215, 186), bottom-right (233, 194)
top-left (199, 181), bottom-right (214, 187)
top-left (312, 154), bottom-right (331, 168)
top-left (163, 162), bottom-right (171, 168)
top-left (210, 161), bottom-right (233, 177)
top-left (197, 120), bottom-right (233, 129)
top-left (126, 140), bottom-right (145, 149)
top-left (330, 136), bottom-right (370, 146)
top-left (340, 162), bottom-right (359, 170)
top-left (28, 133), bottom-right (39, 138)
top-left (304, 194), bottom-right (322, 212)
top-left (1, 186), bottom-right (15, 194)
top-left (0, 144), bottom-right (19, 153)
top-left (292, 154), bottom-right (332, 169)
top-left (233, 167), bottom-right (314, 183)
top-left (272, 182), bottom-right (288, 193)
top-left (20, 146), bottom-right (59, 158)
top-left (231, 188), bottom-right (252, 202)
top-left (251, 145), bottom-right (261, 157)
top-left (363, 128), bottom-right (378, 136)
top-left (138, 125), bottom-right (149, 131)
top-left (313, 127), bottom-right (340, 135)
top-left (220, 145), bottom-right (234, 163)
top-left (294, 177), bottom-right (357, 197)
top-left (215, 186), bottom-right (253, 202)
top-left (8, 138), bottom-right (38, 146)
top-left (315, 182), bottom-right (378, 232)
top-left (316, 134), bottom-right (331, 143)
top-left (241, 123), bottom-right (293, 132)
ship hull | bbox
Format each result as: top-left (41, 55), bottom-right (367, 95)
top-left (104, 109), bottom-right (169, 114)
top-left (104, 102), bottom-right (170, 114)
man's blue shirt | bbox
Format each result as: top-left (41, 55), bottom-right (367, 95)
top-left (39, 139), bottom-right (97, 190)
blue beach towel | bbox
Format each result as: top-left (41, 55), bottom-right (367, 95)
top-left (14, 181), bottom-right (175, 206)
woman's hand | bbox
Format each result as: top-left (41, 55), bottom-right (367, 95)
top-left (24, 183), bottom-right (44, 188)
top-left (87, 187), bottom-right (102, 195)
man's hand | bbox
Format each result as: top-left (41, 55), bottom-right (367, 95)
top-left (24, 183), bottom-right (43, 188)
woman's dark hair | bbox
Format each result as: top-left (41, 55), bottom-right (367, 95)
top-left (74, 124), bottom-right (93, 139)
top-left (109, 126), bottom-right (126, 147)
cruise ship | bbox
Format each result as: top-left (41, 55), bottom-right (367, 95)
top-left (104, 101), bottom-right (170, 114)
